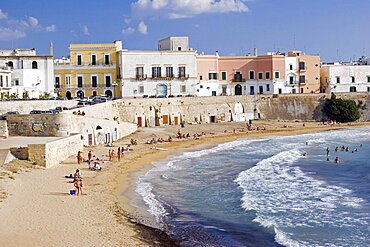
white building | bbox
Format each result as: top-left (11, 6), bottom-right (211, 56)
top-left (120, 50), bottom-right (197, 98)
top-left (274, 56), bottom-right (299, 94)
top-left (158, 36), bottom-right (190, 51)
top-left (0, 48), bottom-right (54, 98)
top-left (321, 64), bottom-right (370, 93)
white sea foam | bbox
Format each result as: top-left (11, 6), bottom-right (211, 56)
top-left (235, 148), bottom-right (368, 246)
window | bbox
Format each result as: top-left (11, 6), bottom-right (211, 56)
top-left (32, 61), bottom-right (38, 69)
top-left (91, 75), bottom-right (98, 87)
top-left (181, 85), bottom-right (186, 93)
top-left (299, 75), bottom-right (306, 83)
top-left (258, 72), bottom-right (263, 80)
top-left (65, 75), bottom-right (71, 88)
top-left (289, 76), bottom-right (294, 84)
top-left (336, 77), bottom-right (340, 84)
top-left (200, 75), bottom-right (203, 80)
top-left (55, 76), bottom-right (60, 88)
top-left (77, 76), bottom-right (83, 88)
top-left (209, 72), bottom-right (217, 80)
top-left (105, 75), bottom-right (111, 87)
top-left (152, 67), bottom-right (161, 78)
top-left (104, 54), bottom-right (110, 65)
top-left (93, 91), bottom-right (97, 97)
top-left (166, 67), bottom-right (174, 77)
top-left (15, 80), bottom-right (19, 86)
top-left (266, 84), bottom-right (270, 91)
top-left (234, 72), bottom-right (243, 82)
top-left (278, 88), bottom-right (282, 94)
top-left (200, 85), bottom-right (203, 89)
top-left (289, 64), bottom-right (293, 70)
top-left (292, 88), bottom-right (296, 94)
top-left (91, 54), bottom-right (97, 65)
top-left (139, 86), bottom-right (144, 93)
top-left (274, 71), bottom-right (280, 79)
top-left (351, 76), bottom-right (355, 83)
top-left (266, 72), bottom-right (270, 80)
top-left (221, 71), bottom-right (227, 81)
top-left (178, 66), bottom-right (186, 78)
top-left (350, 86), bottom-right (357, 92)
top-left (368, 76), bottom-right (370, 83)
top-left (77, 55), bottom-right (82, 65)
top-left (136, 67), bottom-right (144, 78)
top-left (249, 70), bottom-right (255, 80)
top-left (368, 87), bottom-right (370, 92)
top-left (0, 75), bottom-right (3, 87)
top-left (299, 62), bottom-right (305, 70)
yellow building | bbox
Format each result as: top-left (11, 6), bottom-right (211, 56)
top-left (54, 41), bottom-right (122, 99)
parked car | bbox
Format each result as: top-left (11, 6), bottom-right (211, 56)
top-left (30, 110), bottom-right (43, 114)
top-left (77, 101), bottom-right (95, 107)
top-left (7, 111), bottom-right (19, 114)
top-left (91, 96), bottom-right (111, 104)
top-left (55, 106), bottom-right (69, 112)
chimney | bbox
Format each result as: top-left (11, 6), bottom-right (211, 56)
top-left (254, 48), bottom-right (258, 56)
top-left (50, 41), bottom-right (53, 57)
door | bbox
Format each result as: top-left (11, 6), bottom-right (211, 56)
top-left (259, 86), bottom-right (263, 94)
top-left (88, 134), bottom-right (93, 146)
top-left (210, 116), bottom-right (216, 123)
top-left (157, 84), bottom-right (168, 97)
top-left (250, 86), bottom-right (255, 95)
top-left (174, 116), bottom-right (179, 125)
top-left (220, 113), bottom-right (225, 121)
top-left (235, 84), bottom-right (242, 95)
top-left (163, 115), bottom-right (169, 125)
top-left (137, 116), bottom-right (142, 127)
top-left (222, 86), bottom-right (227, 96)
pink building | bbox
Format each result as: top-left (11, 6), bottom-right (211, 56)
top-left (196, 51), bottom-right (320, 96)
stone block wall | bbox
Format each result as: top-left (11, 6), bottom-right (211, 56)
top-left (10, 147), bottom-right (28, 160)
top-left (0, 120), bottom-right (8, 138)
top-left (28, 134), bottom-right (83, 168)
top-left (0, 100), bottom-right (77, 115)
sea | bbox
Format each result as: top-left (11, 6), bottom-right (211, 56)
top-left (134, 127), bottom-right (370, 247)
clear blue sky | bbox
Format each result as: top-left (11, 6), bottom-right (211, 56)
top-left (0, 0), bottom-right (369, 61)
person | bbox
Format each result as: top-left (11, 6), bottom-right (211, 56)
top-left (108, 149), bottom-right (112, 161)
top-left (111, 150), bottom-right (115, 161)
top-left (360, 144), bottom-right (363, 147)
top-left (327, 157), bottom-right (330, 161)
top-left (88, 151), bottom-right (92, 161)
top-left (326, 147), bottom-right (330, 156)
top-left (303, 152), bottom-right (307, 157)
top-left (74, 178), bottom-right (83, 195)
top-left (117, 147), bottom-right (121, 161)
top-left (335, 147), bottom-right (339, 152)
top-left (73, 169), bottom-right (81, 181)
top-left (345, 147), bottom-right (349, 152)
top-left (335, 157), bottom-right (340, 164)
top-left (77, 151), bottom-right (83, 164)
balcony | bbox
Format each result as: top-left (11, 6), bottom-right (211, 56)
top-left (178, 74), bottom-right (189, 80)
top-left (231, 78), bottom-right (246, 82)
top-left (54, 84), bottom-right (115, 91)
top-left (150, 75), bottom-right (175, 80)
top-left (135, 74), bottom-right (147, 80)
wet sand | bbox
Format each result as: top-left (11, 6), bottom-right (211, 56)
top-left (0, 120), bottom-right (369, 246)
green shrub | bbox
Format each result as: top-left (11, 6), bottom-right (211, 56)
top-left (322, 93), bottom-right (361, 123)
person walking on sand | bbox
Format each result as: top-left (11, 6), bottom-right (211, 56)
top-left (88, 150), bottom-right (92, 161)
top-left (74, 178), bottom-right (83, 195)
top-left (77, 151), bottom-right (83, 164)
top-left (73, 169), bottom-right (81, 181)
top-left (111, 150), bottom-right (115, 161)
top-left (117, 147), bottom-right (121, 161)
top-left (108, 149), bottom-right (112, 161)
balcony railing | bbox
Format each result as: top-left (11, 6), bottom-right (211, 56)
top-left (135, 74), bottom-right (147, 80)
top-left (151, 75), bottom-right (175, 80)
top-left (178, 74), bottom-right (189, 80)
top-left (231, 78), bottom-right (246, 82)
top-left (55, 84), bottom-right (114, 91)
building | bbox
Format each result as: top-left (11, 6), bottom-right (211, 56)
top-left (0, 48), bottom-right (54, 99)
top-left (120, 37), bottom-right (197, 98)
top-left (158, 36), bottom-right (189, 51)
top-left (196, 50), bottom-right (320, 96)
top-left (321, 63), bottom-right (370, 93)
top-left (54, 41), bottom-right (122, 99)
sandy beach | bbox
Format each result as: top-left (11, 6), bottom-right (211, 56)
top-left (0, 120), bottom-right (369, 247)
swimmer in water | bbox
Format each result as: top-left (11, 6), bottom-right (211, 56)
top-left (335, 157), bottom-right (340, 164)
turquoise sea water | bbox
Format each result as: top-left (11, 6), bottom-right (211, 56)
top-left (135, 127), bottom-right (370, 246)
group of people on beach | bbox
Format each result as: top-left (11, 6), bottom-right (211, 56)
top-left (176, 129), bottom-right (206, 140)
top-left (65, 169), bottom-right (83, 196)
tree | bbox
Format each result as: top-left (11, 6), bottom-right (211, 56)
top-left (22, 90), bottom-right (29, 99)
top-left (322, 93), bottom-right (361, 123)
top-left (38, 92), bottom-right (51, 100)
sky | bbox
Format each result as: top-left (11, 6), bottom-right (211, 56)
top-left (0, 0), bottom-right (369, 62)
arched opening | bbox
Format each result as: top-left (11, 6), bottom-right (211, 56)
top-left (105, 90), bottom-right (113, 98)
top-left (157, 84), bottom-right (168, 97)
top-left (96, 126), bottom-right (102, 130)
top-left (32, 61), bottom-right (38, 69)
top-left (77, 90), bottom-right (84, 99)
top-left (7, 61), bottom-right (13, 69)
top-left (66, 91), bottom-right (72, 100)
top-left (96, 126), bottom-right (103, 145)
top-left (235, 84), bottom-right (242, 95)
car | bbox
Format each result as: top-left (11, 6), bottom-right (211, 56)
top-left (77, 101), bottom-right (92, 107)
top-left (49, 109), bottom-right (60, 114)
top-left (55, 106), bottom-right (69, 112)
top-left (30, 110), bottom-right (42, 114)
top-left (49, 97), bottom-right (67, 100)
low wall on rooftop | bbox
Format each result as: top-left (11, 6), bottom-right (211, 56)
top-left (0, 100), bottom-right (77, 115)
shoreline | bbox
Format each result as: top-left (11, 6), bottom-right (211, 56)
top-left (0, 121), bottom-right (370, 246)
top-left (114, 121), bottom-right (370, 245)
